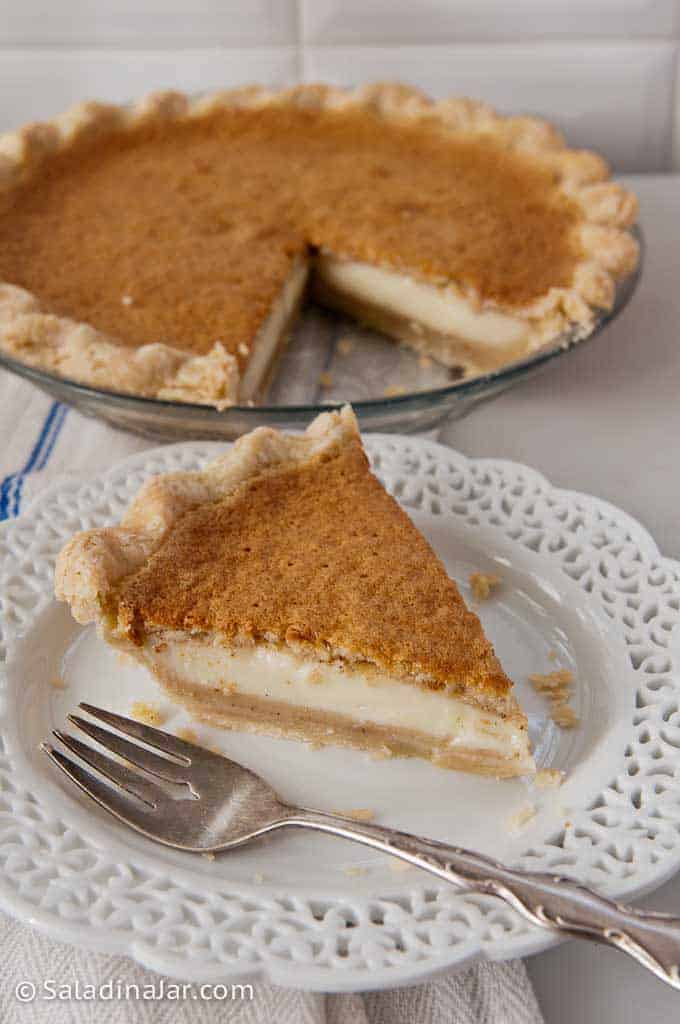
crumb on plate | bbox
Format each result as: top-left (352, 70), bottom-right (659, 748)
top-left (534, 768), bottom-right (565, 789)
top-left (319, 371), bottom-right (333, 388)
top-left (469, 571), bottom-right (502, 601)
top-left (344, 866), bottom-right (367, 878)
top-left (529, 669), bottom-right (579, 730)
top-left (389, 858), bottom-right (414, 873)
top-left (383, 385), bottom-right (406, 397)
top-left (528, 669), bottom-right (573, 692)
top-left (49, 676), bottom-right (66, 690)
top-left (337, 337), bottom-right (355, 356)
top-left (176, 726), bottom-right (199, 744)
top-left (130, 701), bottom-right (166, 727)
top-left (551, 704), bottom-right (580, 729)
top-left (507, 802), bottom-right (536, 833)
top-left (333, 808), bottom-right (375, 822)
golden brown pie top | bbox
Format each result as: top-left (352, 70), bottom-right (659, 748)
top-left (56, 406), bottom-right (513, 706)
top-left (0, 100), bottom-right (585, 364)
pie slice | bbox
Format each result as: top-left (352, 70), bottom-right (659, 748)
top-left (55, 407), bottom-right (533, 777)
top-left (0, 83), bottom-right (638, 406)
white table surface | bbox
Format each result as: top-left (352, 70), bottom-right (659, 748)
top-left (441, 174), bottom-right (680, 1023)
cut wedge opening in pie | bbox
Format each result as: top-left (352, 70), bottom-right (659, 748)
top-left (56, 407), bottom-right (534, 777)
top-left (0, 83), bottom-right (638, 406)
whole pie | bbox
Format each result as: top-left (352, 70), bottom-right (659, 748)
top-left (0, 83), bottom-right (638, 407)
top-left (55, 406), bottom-right (534, 777)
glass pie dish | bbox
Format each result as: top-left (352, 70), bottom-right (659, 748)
top-left (0, 231), bottom-right (641, 441)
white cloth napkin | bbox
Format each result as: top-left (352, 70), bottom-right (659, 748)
top-left (0, 370), bottom-right (545, 1024)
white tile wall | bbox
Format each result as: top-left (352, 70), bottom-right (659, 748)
top-left (0, 1), bottom-right (297, 46)
top-left (0, 48), bottom-right (297, 130)
top-left (0, 0), bottom-right (678, 171)
top-left (303, 42), bottom-right (676, 172)
top-left (301, 0), bottom-right (678, 43)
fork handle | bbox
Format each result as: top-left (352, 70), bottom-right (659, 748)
top-left (282, 810), bottom-right (680, 989)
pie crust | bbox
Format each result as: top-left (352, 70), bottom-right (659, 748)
top-left (0, 83), bottom-right (638, 407)
top-left (55, 406), bottom-right (534, 776)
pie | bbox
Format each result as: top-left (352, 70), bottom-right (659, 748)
top-left (55, 406), bottom-right (534, 777)
top-left (0, 83), bottom-right (638, 407)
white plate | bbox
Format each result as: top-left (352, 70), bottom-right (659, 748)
top-left (0, 436), bottom-right (679, 992)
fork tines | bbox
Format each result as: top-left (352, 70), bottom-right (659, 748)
top-left (40, 703), bottom-right (216, 821)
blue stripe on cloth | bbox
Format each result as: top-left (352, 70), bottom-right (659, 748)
top-left (0, 401), bottom-right (69, 521)
top-left (11, 403), bottom-right (69, 517)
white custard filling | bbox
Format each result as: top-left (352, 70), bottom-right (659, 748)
top-left (315, 253), bottom-right (532, 348)
top-left (238, 255), bottom-right (309, 400)
top-left (240, 250), bottom-right (537, 401)
top-left (145, 637), bottom-right (530, 762)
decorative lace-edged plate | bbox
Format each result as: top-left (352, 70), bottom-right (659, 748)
top-left (0, 436), bottom-right (679, 991)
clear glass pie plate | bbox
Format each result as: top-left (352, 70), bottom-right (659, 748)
top-left (0, 231), bottom-right (641, 441)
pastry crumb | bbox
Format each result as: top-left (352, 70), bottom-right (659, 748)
top-left (319, 371), bottom-right (333, 388)
top-left (529, 669), bottom-right (579, 730)
top-left (333, 808), bottom-right (375, 822)
top-left (176, 726), bottom-right (199, 743)
top-left (507, 802), bottom-right (536, 833)
top-left (534, 768), bottom-right (565, 789)
top-left (551, 704), bottom-right (580, 729)
top-left (337, 337), bottom-right (355, 356)
top-left (202, 851), bottom-right (215, 861)
top-left (371, 745), bottom-right (394, 761)
top-left (344, 865), bottom-right (367, 878)
top-left (418, 354), bottom-right (433, 369)
top-left (253, 872), bottom-right (266, 884)
top-left (547, 648), bottom-right (558, 661)
top-left (383, 385), bottom-right (406, 397)
top-left (130, 702), bottom-right (166, 727)
top-left (49, 675), bottom-right (66, 690)
top-left (389, 858), bottom-right (414, 873)
top-left (469, 571), bottom-right (502, 601)
top-left (528, 669), bottom-right (573, 691)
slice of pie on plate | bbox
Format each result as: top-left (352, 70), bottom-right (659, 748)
top-left (55, 407), bottom-right (533, 777)
top-left (0, 82), bottom-right (638, 406)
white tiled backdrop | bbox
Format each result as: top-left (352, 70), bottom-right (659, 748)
top-left (0, 0), bottom-right (679, 172)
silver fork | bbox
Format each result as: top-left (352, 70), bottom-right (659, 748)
top-left (42, 703), bottom-right (680, 990)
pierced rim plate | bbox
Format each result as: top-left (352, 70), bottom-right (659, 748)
top-left (0, 435), bottom-right (679, 992)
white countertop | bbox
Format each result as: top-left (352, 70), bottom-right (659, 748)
top-left (441, 174), bottom-right (680, 1023)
